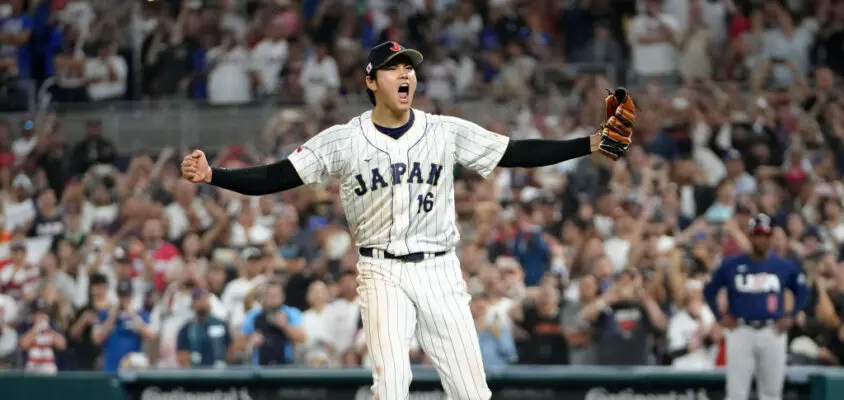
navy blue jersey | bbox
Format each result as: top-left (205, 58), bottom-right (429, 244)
top-left (704, 254), bottom-right (809, 321)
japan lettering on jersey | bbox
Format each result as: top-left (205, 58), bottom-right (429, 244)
top-left (734, 270), bottom-right (782, 293)
top-left (287, 109), bottom-right (510, 254)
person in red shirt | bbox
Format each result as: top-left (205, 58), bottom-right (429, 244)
top-left (0, 242), bottom-right (40, 302)
top-left (0, 121), bottom-right (14, 168)
top-left (135, 219), bottom-right (180, 292)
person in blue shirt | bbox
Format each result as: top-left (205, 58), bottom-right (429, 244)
top-left (92, 279), bottom-right (156, 373)
top-left (0, 0), bottom-right (32, 79)
top-left (177, 288), bottom-right (233, 368)
top-left (471, 294), bottom-right (517, 369)
top-left (239, 280), bottom-right (305, 365)
top-left (704, 213), bottom-right (809, 400)
top-left (510, 203), bottom-right (552, 287)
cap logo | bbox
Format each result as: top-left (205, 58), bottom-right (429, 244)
top-left (366, 62), bottom-right (372, 73)
top-left (389, 41), bottom-right (401, 52)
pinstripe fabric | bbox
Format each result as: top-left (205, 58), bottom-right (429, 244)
top-left (359, 252), bottom-right (490, 400)
top-left (286, 110), bottom-right (509, 254)
top-left (288, 109), bottom-right (508, 400)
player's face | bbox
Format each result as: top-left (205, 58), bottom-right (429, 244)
top-left (367, 57), bottom-right (417, 112)
top-left (751, 233), bottom-right (772, 254)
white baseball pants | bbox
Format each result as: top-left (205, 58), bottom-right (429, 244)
top-left (725, 325), bottom-right (787, 400)
top-left (357, 251), bottom-right (490, 400)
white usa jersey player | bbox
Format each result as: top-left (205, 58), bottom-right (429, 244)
top-left (286, 108), bottom-right (509, 253)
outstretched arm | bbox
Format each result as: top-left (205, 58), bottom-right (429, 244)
top-left (181, 150), bottom-right (305, 196)
top-left (497, 135), bottom-right (600, 168)
top-left (209, 159), bottom-right (304, 195)
top-left (497, 88), bottom-right (634, 168)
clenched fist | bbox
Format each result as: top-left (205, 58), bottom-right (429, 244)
top-left (181, 150), bottom-right (212, 183)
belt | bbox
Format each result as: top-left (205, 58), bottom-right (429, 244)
top-left (359, 247), bottom-right (447, 262)
top-left (738, 319), bottom-right (775, 329)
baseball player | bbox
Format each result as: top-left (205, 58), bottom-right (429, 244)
top-left (181, 41), bottom-right (636, 400)
top-left (703, 214), bottom-right (809, 400)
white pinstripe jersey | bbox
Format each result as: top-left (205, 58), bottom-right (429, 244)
top-left (287, 109), bottom-right (510, 254)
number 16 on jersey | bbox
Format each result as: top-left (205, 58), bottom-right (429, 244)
top-left (416, 192), bottom-right (434, 213)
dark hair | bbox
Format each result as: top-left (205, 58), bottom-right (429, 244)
top-left (90, 273), bottom-right (108, 285)
top-left (366, 70), bottom-right (377, 106)
top-left (819, 196), bottom-right (841, 220)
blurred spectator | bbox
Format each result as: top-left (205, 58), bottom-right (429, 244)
top-left (561, 273), bottom-right (600, 365)
top-left (445, 2), bottom-right (482, 51)
top-left (11, 118), bottom-right (35, 162)
top-left (278, 39), bottom-right (305, 103)
top-left (299, 280), bottom-right (334, 365)
top-left (84, 40), bottom-right (128, 102)
top-left (510, 205), bottom-right (552, 287)
top-left (425, 49), bottom-right (460, 104)
top-left (489, 44), bottom-right (536, 103)
top-left (221, 247), bottom-right (268, 330)
top-left (51, 22), bottom-right (89, 103)
top-left (239, 280), bottom-right (305, 366)
top-left (19, 298), bottom-right (66, 374)
top-left (676, 2), bottom-right (714, 81)
top-left (299, 41), bottom-right (339, 110)
top-left (4, 174), bottom-right (35, 232)
top-left (150, 262), bottom-right (228, 369)
top-left (572, 21), bottom-right (625, 69)
top-left (67, 273), bottom-right (109, 371)
top-left (0, 305), bottom-right (16, 368)
top-left (207, 31), bottom-right (251, 105)
top-left (473, 293), bottom-right (517, 369)
top-left (92, 279), bottom-right (155, 372)
top-left (163, 180), bottom-right (211, 242)
top-left (69, 120), bottom-right (116, 177)
top-left (0, 289), bottom-right (18, 326)
top-left (627, 0), bottom-right (680, 84)
top-left (0, 120), bottom-right (15, 167)
top-left (59, 0), bottom-right (95, 40)
top-left (510, 282), bottom-right (569, 365)
top-left (324, 270), bottom-right (359, 363)
top-left (0, 0), bottom-right (32, 111)
top-left (581, 269), bottom-right (667, 366)
top-left (0, 241), bottom-right (39, 302)
top-left (758, 1), bottom-right (816, 88)
top-left (28, 189), bottom-right (65, 239)
top-left (176, 288), bottom-right (233, 368)
top-left (29, 123), bottom-right (71, 196)
top-left (666, 279), bottom-right (719, 370)
top-left (250, 16), bottom-right (288, 96)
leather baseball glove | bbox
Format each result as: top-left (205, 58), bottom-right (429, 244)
top-left (597, 87), bottom-right (635, 161)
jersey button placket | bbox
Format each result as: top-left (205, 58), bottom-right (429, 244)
top-left (388, 140), bottom-right (410, 256)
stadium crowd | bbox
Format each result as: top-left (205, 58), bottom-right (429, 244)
top-left (0, 0), bottom-right (843, 376)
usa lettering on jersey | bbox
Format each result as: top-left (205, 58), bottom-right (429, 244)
top-left (734, 271), bottom-right (782, 293)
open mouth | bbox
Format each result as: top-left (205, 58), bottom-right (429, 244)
top-left (399, 83), bottom-right (410, 101)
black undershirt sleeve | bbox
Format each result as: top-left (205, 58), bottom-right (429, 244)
top-left (496, 137), bottom-right (593, 168)
top-left (208, 159), bottom-right (304, 196)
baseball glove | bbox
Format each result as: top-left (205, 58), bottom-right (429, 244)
top-left (598, 87), bottom-right (635, 161)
